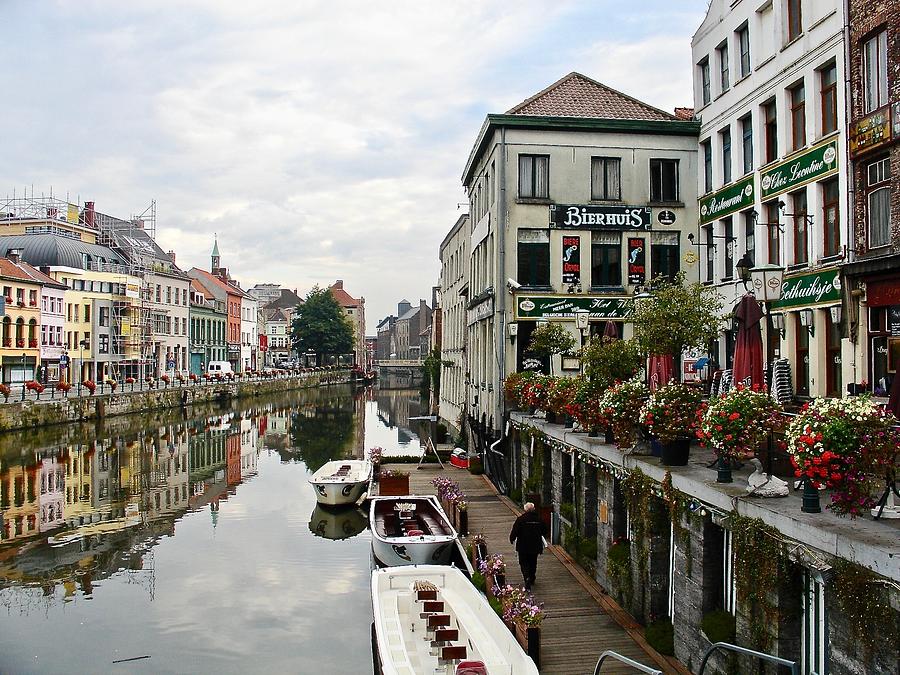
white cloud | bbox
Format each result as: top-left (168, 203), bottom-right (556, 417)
top-left (2, 0), bottom-right (708, 322)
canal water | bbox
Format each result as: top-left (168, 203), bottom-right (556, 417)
top-left (0, 385), bottom-right (427, 674)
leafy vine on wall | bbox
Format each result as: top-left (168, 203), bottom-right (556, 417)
top-left (730, 514), bottom-right (783, 650)
top-left (830, 559), bottom-right (897, 662)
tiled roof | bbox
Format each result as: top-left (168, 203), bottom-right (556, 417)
top-left (188, 268), bottom-right (248, 299)
top-left (329, 281), bottom-right (360, 307)
top-left (506, 72), bottom-right (677, 121)
top-left (674, 107), bottom-right (695, 120)
top-left (0, 258), bottom-right (66, 288)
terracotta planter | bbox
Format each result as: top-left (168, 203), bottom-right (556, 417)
top-left (515, 623), bottom-right (541, 667)
top-left (379, 474), bottom-right (410, 496)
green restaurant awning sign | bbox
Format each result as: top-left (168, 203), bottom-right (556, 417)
top-left (760, 138), bottom-right (838, 199)
top-left (699, 174), bottom-right (755, 225)
top-left (515, 295), bottom-right (631, 320)
top-left (769, 268), bottom-right (841, 310)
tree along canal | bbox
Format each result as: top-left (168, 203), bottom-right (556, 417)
top-left (0, 384), bottom-right (429, 674)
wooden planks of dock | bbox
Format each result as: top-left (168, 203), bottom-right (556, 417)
top-left (388, 463), bottom-right (689, 675)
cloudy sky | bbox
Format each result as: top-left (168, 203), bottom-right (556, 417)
top-left (1, 0), bottom-right (707, 323)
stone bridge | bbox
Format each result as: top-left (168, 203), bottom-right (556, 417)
top-left (373, 359), bottom-right (424, 389)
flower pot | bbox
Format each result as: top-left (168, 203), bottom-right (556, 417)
top-left (515, 623), bottom-right (541, 668)
top-left (801, 477), bottom-right (821, 513)
top-left (457, 509), bottom-right (468, 535)
top-left (378, 474), bottom-right (409, 496)
top-left (604, 426), bottom-right (615, 444)
top-left (715, 456), bottom-right (733, 483)
top-left (563, 415), bottom-right (573, 429)
top-left (660, 437), bottom-right (690, 466)
top-left (545, 411), bottom-right (557, 424)
top-left (588, 428), bottom-right (599, 438)
top-left (650, 437), bottom-right (663, 457)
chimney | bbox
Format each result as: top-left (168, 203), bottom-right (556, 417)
top-left (6, 248), bottom-right (22, 264)
top-left (39, 265), bottom-right (51, 276)
top-left (334, 280), bottom-right (343, 289)
top-left (168, 250), bottom-right (176, 264)
top-left (84, 201), bottom-right (95, 228)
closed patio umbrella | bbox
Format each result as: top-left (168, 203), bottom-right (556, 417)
top-left (603, 320), bottom-right (619, 340)
top-left (732, 294), bottom-right (765, 388)
top-left (648, 353), bottom-right (674, 391)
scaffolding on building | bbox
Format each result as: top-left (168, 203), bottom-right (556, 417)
top-left (0, 190), bottom-right (161, 380)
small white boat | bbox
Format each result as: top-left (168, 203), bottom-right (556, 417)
top-left (308, 504), bottom-right (369, 540)
top-left (308, 459), bottom-right (372, 506)
top-left (370, 495), bottom-right (457, 566)
top-left (372, 564), bottom-right (539, 675)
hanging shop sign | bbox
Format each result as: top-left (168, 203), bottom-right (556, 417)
top-left (768, 268), bottom-right (841, 310)
top-left (627, 237), bottom-right (645, 285)
top-left (849, 105), bottom-right (892, 157)
top-left (699, 174), bottom-right (755, 225)
top-left (562, 235), bottom-right (581, 285)
top-left (760, 138), bottom-right (838, 199)
top-left (657, 210), bottom-right (676, 225)
top-left (515, 295), bottom-right (630, 320)
top-left (550, 204), bottom-right (651, 230)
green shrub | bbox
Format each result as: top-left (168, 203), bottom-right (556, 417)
top-left (508, 488), bottom-right (522, 504)
top-left (645, 618), bottom-right (674, 656)
top-left (469, 457), bottom-right (484, 475)
top-left (701, 610), bottom-right (736, 644)
top-left (560, 502), bottom-right (575, 522)
top-left (489, 596), bottom-right (503, 617)
top-left (471, 571), bottom-right (487, 594)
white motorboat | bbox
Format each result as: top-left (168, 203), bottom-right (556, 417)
top-left (370, 495), bottom-right (457, 566)
top-left (308, 504), bottom-right (369, 540)
top-left (371, 564), bottom-right (539, 675)
top-left (308, 459), bottom-right (372, 506)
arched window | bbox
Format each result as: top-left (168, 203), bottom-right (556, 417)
top-left (28, 319), bottom-right (37, 345)
top-left (2, 317), bottom-right (10, 347)
top-left (15, 318), bottom-right (24, 347)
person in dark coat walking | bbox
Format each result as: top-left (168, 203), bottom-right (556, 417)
top-left (509, 502), bottom-right (547, 589)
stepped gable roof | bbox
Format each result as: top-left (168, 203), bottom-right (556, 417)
top-left (0, 257), bottom-right (66, 289)
top-left (0, 234), bottom-right (126, 271)
top-left (506, 72), bottom-right (677, 122)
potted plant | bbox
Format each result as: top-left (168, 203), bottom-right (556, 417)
top-left (785, 396), bottom-right (896, 516)
top-left (697, 385), bottom-right (783, 483)
top-left (496, 584), bottom-right (543, 667)
top-left (546, 377), bottom-right (578, 425)
top-left (0, 383), bottom-right (10, 401)
top-left (160, 374), bottom-right (170, 386)
top-left (640, 382), bottom-right (702, 466)
top-left (579, 335), bottom-right (643, 390)
top-left (106, 379), bottom-right (118, 392)
top-left (55, 380), bottom-right (71, 394)
top-left (599, 378), bottom-right (649, 448)
top-left (378, 468), bottom-right (410, 496)
top-left (367, 446), bottom-right (383, 476)
top-left (83, 380), bottom-right (96, 395)
top-left (504, 371), bottom-right (534, 410)
top-left (526, 322), bottom-right (577, 376)
top-left (521, 374), bottom-right (553, 414)
top-left (629, 272), bottom-right (725, 382)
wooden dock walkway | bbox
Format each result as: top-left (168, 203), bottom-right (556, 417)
top-left (389, 463), bottom-right (688, 675)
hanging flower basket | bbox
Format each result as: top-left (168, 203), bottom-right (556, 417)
top-left (697, 385), bottom-right (783, 481)
top-left (785, 397), bottom-right (897, 517)
top-left (640, 382), bottom-right (702, 466)
top-left (599, 378), bottom-right (649, 448)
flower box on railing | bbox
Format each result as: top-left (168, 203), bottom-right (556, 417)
top-left (378, 471), bottom-right (410, 496)
top-left (2, 339), bottom-right (10, 347)
top-left (15, 339), bottom-right (24, 347)
top-left (514, 623), bottom-right (541, 668)
top-left (28, 339), bottom-right (37, 348)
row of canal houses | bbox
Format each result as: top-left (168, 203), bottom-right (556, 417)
top-left (437, 1), bottom-right (899, 674)
top-left (0, 196), bottom-right (281, 384)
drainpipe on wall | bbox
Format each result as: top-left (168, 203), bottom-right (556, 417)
top-left (495, 126), bottom-right (508, 436)
top-left (842, 0), bottom-right (859, 391)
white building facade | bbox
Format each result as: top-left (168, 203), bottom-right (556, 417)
top-left (461, 72), bottom-right (699, 439)
top-left (240, 294), bottom-right (259, 372)
top-left (692, 0), bottom-right (849, 398)
top-left (438, 214), bottom-right (469, 437)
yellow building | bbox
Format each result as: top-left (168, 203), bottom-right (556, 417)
top-left (0, 255), bottom-right (44, 384)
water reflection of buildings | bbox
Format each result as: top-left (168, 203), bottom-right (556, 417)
top-left (374, 388), bottom-right (426, 445)
top-left (1, 412), bottom-right (264, 605)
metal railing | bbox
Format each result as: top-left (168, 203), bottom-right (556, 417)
top-left (698, 642), bottom-right (799, 675)
top-left (593, 650), bottom-right (662, 675)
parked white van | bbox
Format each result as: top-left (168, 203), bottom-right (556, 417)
top-left (206, 361), bottom-right (234, 376)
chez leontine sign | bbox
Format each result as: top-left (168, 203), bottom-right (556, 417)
top-left (769, 268), bottom-right (841, 310)
top-left (760, 138), bottom-right (839, 199)
top-left (515, 295), bottom-right (630, 320)
top-left (550, 204), bottom-right (651, 230)
top-left (699, 174), bottom-right (755, 225)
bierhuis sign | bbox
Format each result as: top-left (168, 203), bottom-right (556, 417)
top-left (550, 204), bottom-right (651, 230)
top-left (699, 174), bottom-right (755, 225)
top-left (516, 295), bottom-right (631, 320)
top-left (760, 138), bottom-right (838, 199)
top-left (769, 268), bottom-right (841, 310)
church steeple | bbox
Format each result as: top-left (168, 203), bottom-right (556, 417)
top-left (211, 236), bottom-right (220, 272)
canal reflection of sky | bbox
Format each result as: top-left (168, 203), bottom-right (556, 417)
top-left (0, 386), bottom-right (422, 675)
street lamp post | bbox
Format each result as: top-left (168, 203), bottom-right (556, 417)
top-left (78, 338), bottom-right (89, 396)
top-left (574, 309), bottom-right (589, 378)
top-left (20, 352), bottom-right (26, 401)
